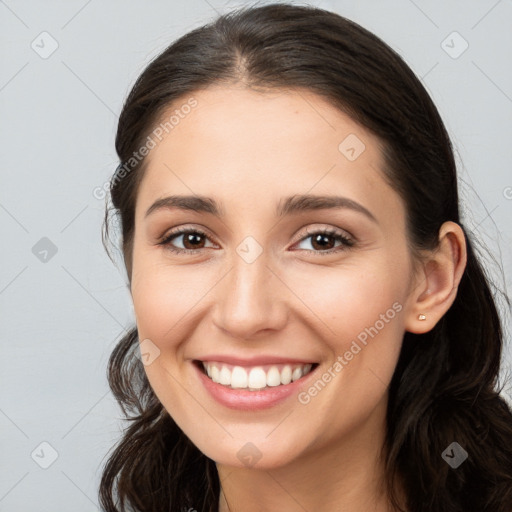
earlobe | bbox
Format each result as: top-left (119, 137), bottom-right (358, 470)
top-left (405, 221), bottom-right (467, 334)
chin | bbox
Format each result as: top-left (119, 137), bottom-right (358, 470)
top-left (195, 434), bottom-right (307, 470)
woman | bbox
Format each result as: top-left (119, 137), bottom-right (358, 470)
top-left (99, 3), bottom-right (512, 511)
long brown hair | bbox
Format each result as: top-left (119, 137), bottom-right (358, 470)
top-left (99, 4), bottom-right (512, 511)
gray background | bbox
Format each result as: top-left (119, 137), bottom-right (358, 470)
top-left (1, 0), bottom-right (511, 510)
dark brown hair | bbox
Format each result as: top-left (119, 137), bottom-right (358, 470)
top-left (100, 3), bottom-right (512, 511)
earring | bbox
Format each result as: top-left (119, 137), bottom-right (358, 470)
top-left (418, 314), bottom-right (426, 321)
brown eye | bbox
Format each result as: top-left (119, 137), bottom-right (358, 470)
top-left (159, 228), bottom-right (215, 254)
top-left (294, 228), bottom-right (354, 255)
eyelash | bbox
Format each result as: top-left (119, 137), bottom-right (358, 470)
top-left (158, 226), bottom-right (355, 256)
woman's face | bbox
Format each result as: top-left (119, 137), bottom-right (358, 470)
top-left (130, 85), bottom-right (419, 469)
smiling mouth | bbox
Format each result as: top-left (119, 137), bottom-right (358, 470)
top-left (194, 360), bottom-right (319, 391)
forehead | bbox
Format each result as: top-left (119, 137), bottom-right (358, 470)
top-left (135, 85), bottom-right (403, 223)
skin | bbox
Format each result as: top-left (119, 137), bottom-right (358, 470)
top-left (129, 84), bottom-right (467, 511)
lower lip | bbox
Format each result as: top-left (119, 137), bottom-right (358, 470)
top-left (194, 362), bottom-right (318, 411)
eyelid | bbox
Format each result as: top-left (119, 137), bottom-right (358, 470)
top-left (159, 224), bottom-right (217, 247)
top-left (158, 223), bottom-right (355, 255)
top-left (291, 224), bottom-right (354, 245)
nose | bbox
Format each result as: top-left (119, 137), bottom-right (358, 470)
top-left (211, 248), bottom-right (289, 340)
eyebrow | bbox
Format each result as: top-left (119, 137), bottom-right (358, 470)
top-left (144, 194), bottom-right (377, 223)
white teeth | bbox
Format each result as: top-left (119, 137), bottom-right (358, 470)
top-left (266, 366), bottom-right (281, 387)
top-left (248, 367), bottom-right (267, 389)
top-left (231, 366), bottom-right (248, 388)
top-left (291, 367), bottom-right (303, 382)
top-left (219, 366), bottom-right (231, 385)
top-left (280, 365), bottom-right (292, 385)
top-left (201, 361), bottom-right (315, 391)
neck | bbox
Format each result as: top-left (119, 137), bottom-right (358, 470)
top-left (216, 397), bottom-right (401, 512)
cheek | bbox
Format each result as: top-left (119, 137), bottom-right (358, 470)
top-left (287, 266), bottom-right (407, 430)
top-left (131, 259), bottom-right (217, 344)
top-left (288, 263), bottom-right (406, 340)
top-left (284, 259), bottom-right (409, 408)
top-left (132, 252), bottom-right (410, 353)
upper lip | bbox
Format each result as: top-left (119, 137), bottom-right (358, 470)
top-left (195, 355), bottom-right (318, 367)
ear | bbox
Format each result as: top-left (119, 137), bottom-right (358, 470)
top-left (405, 221), bottom-right (467, 334)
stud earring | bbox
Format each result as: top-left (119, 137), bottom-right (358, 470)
top-left (418, 314), bottom-right (426, 321)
